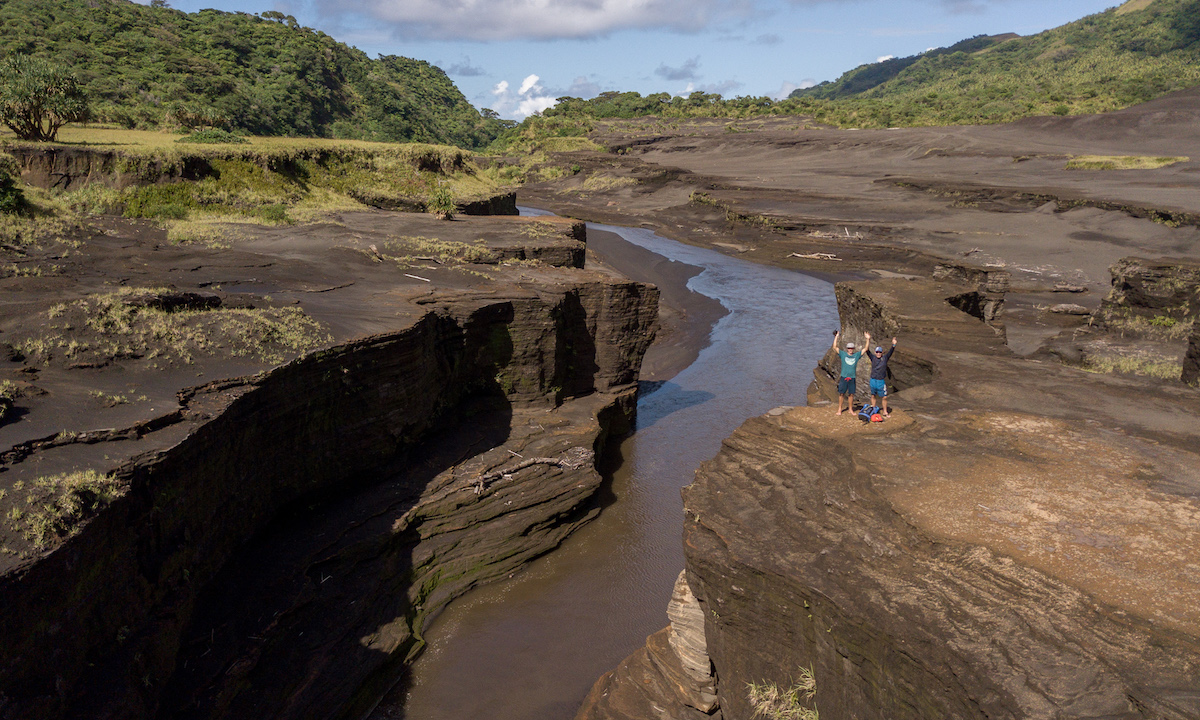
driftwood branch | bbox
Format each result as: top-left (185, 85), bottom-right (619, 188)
top-left (470, 446), bottom-right (595, 494)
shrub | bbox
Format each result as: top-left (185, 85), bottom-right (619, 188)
top-left (0, 171), bottom-right (25, 215)
top-left (176, 128), bottom-right (249, 144)
top-left (427, 185), bottom-right (456, 220)
top-left (0, 379), bottom-right (19, 422)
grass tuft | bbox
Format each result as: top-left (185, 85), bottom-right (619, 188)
top-left (0, 380), bottom-right (19, 422)
top-left (1066, 155), bottom-right (1189, 171)
top-left (747, 666), bottom-right (819, 720)
top-left (15, 287), bottom-right (331, 367)
top-left (1081, 353), bottom-right (1183, 379)
top-left (10, 470), bottom-right (125, 549)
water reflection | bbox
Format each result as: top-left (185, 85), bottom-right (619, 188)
top-left (375, 216), bottom-right (839, 720)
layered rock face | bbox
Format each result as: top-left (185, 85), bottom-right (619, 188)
top-left (576, 571), bottom-right (719, 720)
top-left (6, 146), bottom-right (518, 214)
top-left (584, 277), bottom-right (1200, 720)
top-left (1041, 256), bottom-right (1198, 379)
top-left (0, 279), bottom-right (658, 720)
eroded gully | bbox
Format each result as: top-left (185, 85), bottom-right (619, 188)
top-left (370, 213), bottom-right (839, 720)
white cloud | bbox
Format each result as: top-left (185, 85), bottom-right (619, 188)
top-left (519, 74), bottom-right (541, 95)
top-left (876, 54), bottom-right (896, 62)
top-left (490, 74), bottom-right (561, 119)
top-left (520, 95), bottom-right (560, 116)
top-left (318, 0), bottom-right (745, 41)
top-left (314, 0), bottom-right (1015, 41)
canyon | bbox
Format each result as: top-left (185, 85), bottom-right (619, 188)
top-left (3, 87), bottom-right (1200, 720)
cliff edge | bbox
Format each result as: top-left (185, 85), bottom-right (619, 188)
top-left (583, 275), bottom-right (1200, 719)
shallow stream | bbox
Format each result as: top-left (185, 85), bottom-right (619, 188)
top-left (372, 215), bottom-right (839, 720)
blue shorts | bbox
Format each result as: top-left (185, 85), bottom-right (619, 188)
top-left (870, 378), bottom-right (887, 397)
top-left (837, 377), bottom-right (856, 396)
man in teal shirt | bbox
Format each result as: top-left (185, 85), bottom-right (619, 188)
top-left (832, 329), bottom-right (867, 416)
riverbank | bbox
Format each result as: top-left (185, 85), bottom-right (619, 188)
top-left (379, 219), bottom-right (837, 720)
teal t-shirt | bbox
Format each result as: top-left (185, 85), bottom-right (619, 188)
top-left (838, 350), bottom-right (862, 378)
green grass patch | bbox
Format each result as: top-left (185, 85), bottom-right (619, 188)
top-left (1066, 155), bottom-right (1189, 170)
top-left (0, 380), bottom-right (19, 422)
top-left (1082, 353), bottom-right (1183, 379)
top-left (2, 127), bottom-right (504, 227)
top-left (16, 287), bottom-right (331, 366)
top-left (365, 236), bottom-right (495, 265)
top-left (581, 174), bottom-right (639, 192)
top-left (1101, 311), bottom-right (1195, 341)
top-left (9, 470), bottom-right (125, 549)
top-left (176, 128), bottom-right (250, 145)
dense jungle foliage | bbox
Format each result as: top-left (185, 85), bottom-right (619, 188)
top-left (0, 0), bottom-right (511, 148)
top-left (531, 0), bottom-right (1200, 130)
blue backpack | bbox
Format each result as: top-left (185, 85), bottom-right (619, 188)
top-left (857, 405), bottom-right (881, 423)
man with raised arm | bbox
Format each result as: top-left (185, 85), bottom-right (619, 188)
top-left (869, 336), bottom-right (898, 417)
top-left (832, 329), bottom-right (865, 416)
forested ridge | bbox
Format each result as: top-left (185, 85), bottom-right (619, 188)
top-left (530, 0), bottom-right (1200, 129)
top-left (0, 0), bottom-right (509, 148)
top-left (788, 0), bottom-right (1200, 126)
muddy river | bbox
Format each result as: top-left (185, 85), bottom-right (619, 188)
top-left (371, 215), bottom-right (839, 719)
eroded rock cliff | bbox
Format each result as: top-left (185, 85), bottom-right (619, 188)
top-left (0, 276), bottom-right (658, 719)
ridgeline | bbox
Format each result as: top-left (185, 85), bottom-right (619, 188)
top-left (789, 0), bottom-right (1200, 127)
top-left (0, 0), bottom-right (510, 148)
top-left (525, 0), bottom-right (1200, 131)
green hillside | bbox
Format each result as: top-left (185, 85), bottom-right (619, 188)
top-left (797, 34), bottom-right (1018, 101)
top-left (0, 0), bottom-right (509, 148)
top-left (789, 0), bottom-right (1200, 127)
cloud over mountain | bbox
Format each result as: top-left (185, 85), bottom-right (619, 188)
top-left (321, 0), bottom-right (1021, 40)
top-left (337, 0), bottom-right (737, 40)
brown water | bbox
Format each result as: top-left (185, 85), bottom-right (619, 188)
top-left (370, 217), bottom-right (839, 720)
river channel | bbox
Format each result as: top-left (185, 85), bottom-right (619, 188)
top-left (372, 214), bottom-right (839, 720)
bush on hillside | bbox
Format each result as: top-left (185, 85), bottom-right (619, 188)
top-left (0, 171), bottom-right (25, 214)
top-left (176, 128), bottom-right (249, 144)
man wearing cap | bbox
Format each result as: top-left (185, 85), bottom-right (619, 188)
top-left (869, 336), bottom-right (898, 417)
top-left (832, 329), bottom-right (864, 416)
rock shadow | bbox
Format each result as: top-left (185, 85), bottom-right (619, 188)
top-left (633, 381), bottom-right (716, 431)
top-left (155, 392), bottom-right (516, 720)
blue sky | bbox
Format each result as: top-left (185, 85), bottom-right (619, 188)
top-left (151, 0), bottom-right (1125, 118)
